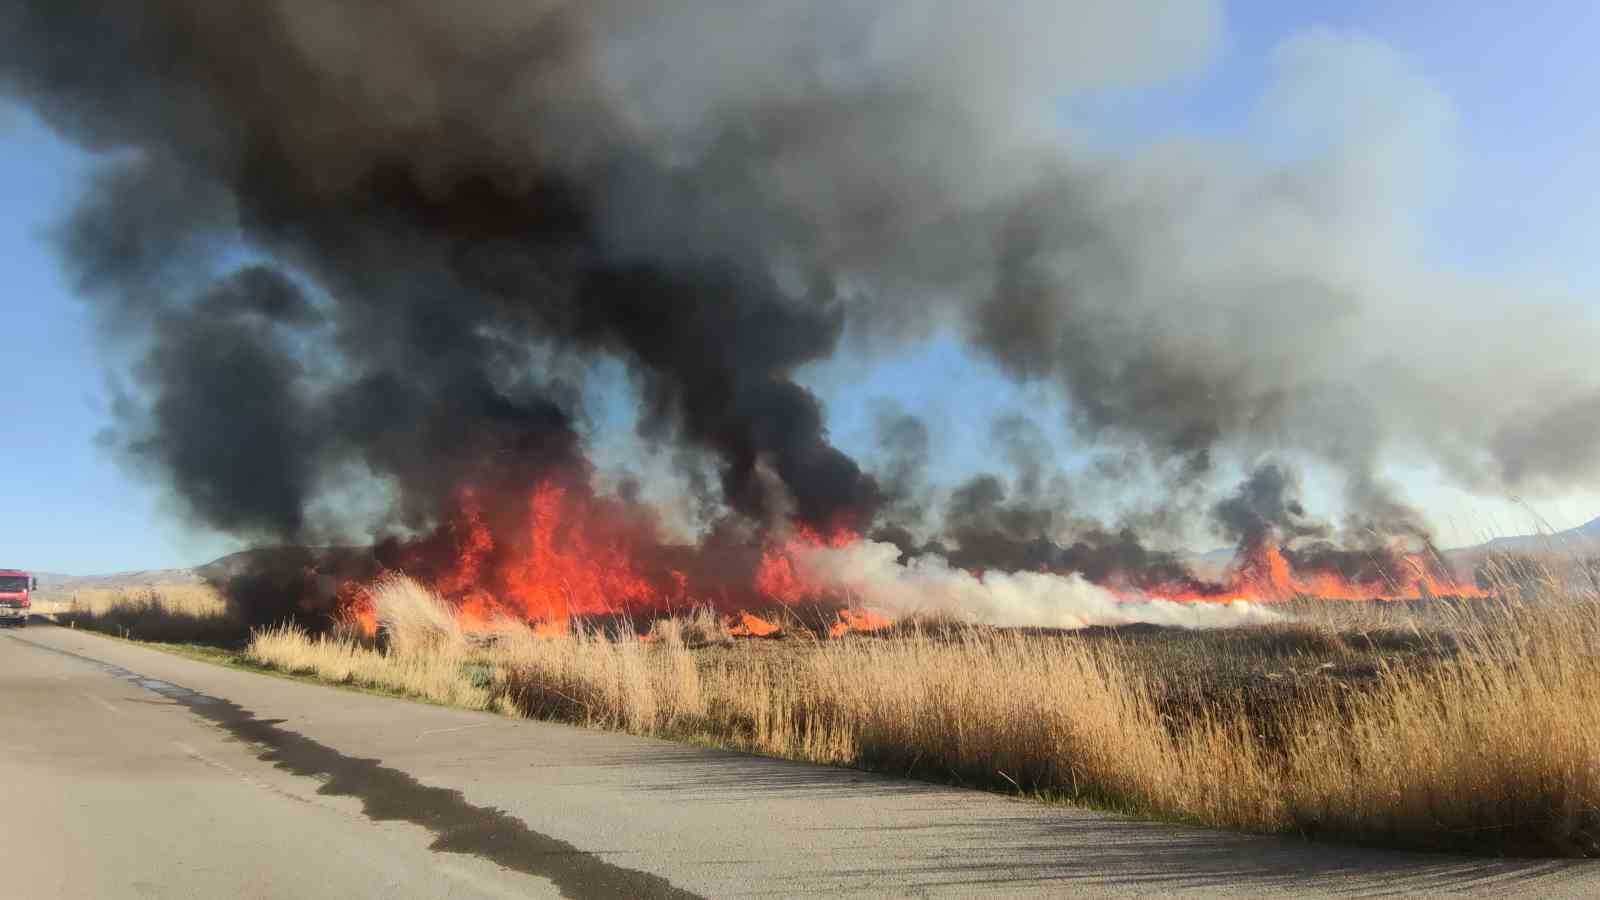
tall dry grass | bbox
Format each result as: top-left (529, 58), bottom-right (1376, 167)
top-left (1282, 599), bottom-right (1600, 854)
top-left (243, 574), bottom-right (1600, 856)
top-left (59, 584), bottom-right (241, 644)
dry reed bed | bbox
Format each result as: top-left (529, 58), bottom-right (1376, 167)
top-left (244, 575), bottom-right (1600, 856)
top-left (57, 584), bottom-right (240, 644)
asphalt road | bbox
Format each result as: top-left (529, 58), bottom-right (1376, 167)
top-left (2, 621), bottom-right (1596, 899)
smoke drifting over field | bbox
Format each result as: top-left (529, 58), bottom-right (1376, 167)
top-left (2, 3), bottom-right (1593, 622)
top-left (791, 539), bottom-right (1280, 630)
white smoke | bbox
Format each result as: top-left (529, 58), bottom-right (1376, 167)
top-left (792, 539), bottom-right (1283, 630)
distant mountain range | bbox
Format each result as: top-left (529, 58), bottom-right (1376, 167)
top-left (31, 567), bottom-right (204, 597)
top-left (1468, 516), bottom-right (1600, 555)
top-left (1440, 516), bottom-right (1600, 580)
top-left (29, 547), bottom-right (371, 597)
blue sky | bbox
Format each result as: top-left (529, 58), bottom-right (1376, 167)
top-left (0, 121), bottom-right (232, 573)
top-left (4, 2), bottom-right (1598, 573)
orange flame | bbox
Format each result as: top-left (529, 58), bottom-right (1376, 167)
top-left (435, 488), bottom-right (493, 598)
top-left (1155, 540), bottom-right (1485, 604)
top-left (829, 608), bottom-right (892, 638)
top-left (433, 481), bottom-right (659, 632)
top-left (492, 480), bottom-right (656, 627)
top-left (335, 579), bottom-right (378, 637)
top-left (337, 474), bottom-right (1485, 641)
top-left (726, 611), bottom-right (782, 638)
top-left (755, 523), bottom-right (859, 604)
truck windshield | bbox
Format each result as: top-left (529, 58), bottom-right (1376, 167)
top-left (0, 577), bottom-right (28, 594)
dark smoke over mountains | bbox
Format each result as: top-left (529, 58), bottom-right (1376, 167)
top-left (3, 3), bottom-right (1596, 600)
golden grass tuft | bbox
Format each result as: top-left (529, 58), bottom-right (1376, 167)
top-left (646, 605), bottom-right (732, 647)
top-left (370, 574), bottom-right (464, 659)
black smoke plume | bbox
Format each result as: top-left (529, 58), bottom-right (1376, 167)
top-left (2, 3), bottom-right (1588, 612)
top-left (3, 3), bottom-right (878, 548)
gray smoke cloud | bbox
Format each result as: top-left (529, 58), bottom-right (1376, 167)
top-left (870, 405), bottom-right (933, 531)
top-left (1212, 463), bottom-right (1327, 550)
top-left (1, 2), bottom-right (1594, 562)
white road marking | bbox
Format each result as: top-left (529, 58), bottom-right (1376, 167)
top-left (171, 741), bottom-right (318, 808)
top-left (81, 692), bottom-right (123, 716)
top-left (416, 722), bottom-right (495, 742)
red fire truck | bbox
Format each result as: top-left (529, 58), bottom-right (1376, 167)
top-left (0, 569), bottom-right (36, 627)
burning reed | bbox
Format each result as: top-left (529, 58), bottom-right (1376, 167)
top-left (247, 575), bottom-right (1600, 857)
